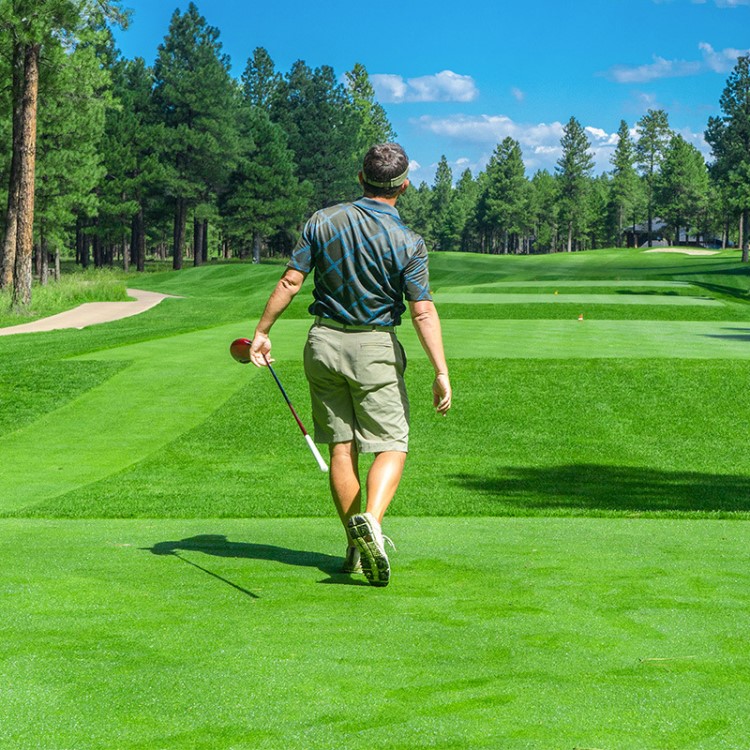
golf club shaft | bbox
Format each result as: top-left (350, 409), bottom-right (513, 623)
top-left (263, 354), bottom-right (328, 473)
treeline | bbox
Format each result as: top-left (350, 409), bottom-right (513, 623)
top-left (1, 2), bottom-right (749, 312)
top-left (400, 84), bottom-right (750, 260)
top-left (0, 1), bottom-right (394, 308)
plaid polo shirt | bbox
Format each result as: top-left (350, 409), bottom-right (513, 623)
top-left (287, 197), bottom-right (432, 327)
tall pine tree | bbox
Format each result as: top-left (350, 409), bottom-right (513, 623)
top-left (0, 0), bottom-right (125, 307)
top-left (635, 109), bottom-right (671, 248)
top-left (656, 135), bottom-right (709, 245)
top-left (609, 120), bottom-right (641, 247)
top-left (705, 55), bottom-right (750, 261)
top-left (271, 61), bottom-right (360, 207)
top-left (556, 117), bottom-right (594, 252)
top-left (219, 105), bottom-right (310, 260)
top-left (152, 3), bottom-right (238, 269)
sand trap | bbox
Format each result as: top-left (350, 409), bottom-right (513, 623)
top-left (0, 288), bottom-right (180, 336)
top-left (643, 247), bottom-right (719, 256)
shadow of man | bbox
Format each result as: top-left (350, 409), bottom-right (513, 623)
top-left (146, 535), bottom-right (367, 591)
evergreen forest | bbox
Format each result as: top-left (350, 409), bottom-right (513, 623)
top-left (1, 1), bottom-right (750, 312)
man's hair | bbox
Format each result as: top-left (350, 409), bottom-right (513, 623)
top-left (361, 143), bottom-right (409, 198)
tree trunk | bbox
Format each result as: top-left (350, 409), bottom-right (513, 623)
top-left (131, 207), bottom-right (146, 272)
top-left (54, 249), bottom-right (60, 282)
top-left (93, 230), bottom-right (103, 268)
top-left (567, 222), bottom-right (573, 253)
top-left (83, 235), bottom-right (91, 269)
top-left (193, 217), bottom-right (204, 267)
top-left (173, 199), bottom-right (186, 270)
top-left (122, 231), bottom-right (129, 272)
top-left (252, 232), bottom-right (262, 264)
top-left (202, 219), bottom-right (209, 262)
top-left (1, 41), bottom-right (24, 292)
top-left (40, 238), bottom-right (49, 286)
top-left (742, 209), bottom-right (749, 264)
top-left (11, 43), bottom-right (41, 311)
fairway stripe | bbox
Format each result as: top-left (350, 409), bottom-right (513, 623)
top-left (434, 293), bottom-right (722, 306)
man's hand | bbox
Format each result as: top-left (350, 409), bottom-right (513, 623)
top-left (433, 372), bottom-right (452, 415)
top-left (249, 332), bottom-right (272, 367)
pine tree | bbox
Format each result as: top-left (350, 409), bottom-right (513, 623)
top-left (431, 156), bottom-right (453, 251)
top-left (0, 0), bottom-right (125, 308)
top-left (345, 62), bottom-right (396, 153)
top-left (271, 61), bottom-right (360, 207)
top-left (635, 109), bottom-right (672, 248)
top-left (99, 55), bottom-right (162, 271)
top-left (398, 181), bottom-right (434, 249)
top-left (451, 169), bottom-right (480, 252)
top-left (529, 169), bottom-right (559, 252)
top-left (34, 28), bottom-right (111, 281)
top-left (656, 135), bottom-right (709, 245)
top-left (556, 117), bottom-right (594, 252)
top-left (219, 105), bottom-right (311, 259)
top-left (609, 120), bottom-right (641, 247)
top-left (152, 3), bottom-right (238, 270)
top-left (478, 137), bottom-right (528, 254)
top-left (587, 173), bottom-right (612, 249)
top-left (705, 55), bottom-right (750, 261)
top-left (241, 47), bottom-right (281, 111)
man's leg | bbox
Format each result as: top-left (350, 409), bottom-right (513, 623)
top-left (345, 450), bottom-right (406, 585)
top-left (329, 441), bottom-right (361, 542)
top-left (365, 450), bottom-right (407, 523)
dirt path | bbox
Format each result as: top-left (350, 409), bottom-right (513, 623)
top-left (0, 289), bottom-right (179, 336)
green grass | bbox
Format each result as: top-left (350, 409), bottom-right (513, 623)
top-left (1, 517), bottom-right (748, 750)
top-left (0, 267), bottom-right (131, 327)
top-left (2, 247), bottom-right (750, 748)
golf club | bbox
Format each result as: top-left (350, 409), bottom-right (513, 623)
top-left (230, 338), bottom-right (329, 473)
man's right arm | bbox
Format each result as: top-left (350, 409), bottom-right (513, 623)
top-left (409, 299), bottom-right (452, 415)
top-left (249, 268), bottom-right (306, 366)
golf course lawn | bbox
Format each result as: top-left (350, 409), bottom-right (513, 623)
top-left (2, 248), bottom-right (750, 749)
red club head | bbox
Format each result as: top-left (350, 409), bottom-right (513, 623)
top-left (230, 337), bottom-right (253, 364)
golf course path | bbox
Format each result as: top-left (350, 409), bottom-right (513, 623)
top-left (0, 288), bottom-right (179, 336)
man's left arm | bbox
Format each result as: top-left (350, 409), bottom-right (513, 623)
top-left (250, 268), bottom-right (307, 367)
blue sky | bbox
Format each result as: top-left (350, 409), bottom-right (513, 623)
top-left (113, 0), bottom-right (750, 184)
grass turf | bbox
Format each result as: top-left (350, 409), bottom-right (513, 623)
top-left (1, 517), bottom-right (749, 750)
top-left (2, 247), bottom-right (750, 748)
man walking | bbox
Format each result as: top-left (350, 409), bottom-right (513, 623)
top-left (249, 143), bottom-right (451, 587)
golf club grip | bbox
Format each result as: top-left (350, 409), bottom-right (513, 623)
top-left (305, 434), bottom-right (329, 473)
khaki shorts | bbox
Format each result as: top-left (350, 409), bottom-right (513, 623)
top-left (303, 323), bottom-right (409, 453)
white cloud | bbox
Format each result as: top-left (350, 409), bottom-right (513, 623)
top-left (511, 87), bottom-right (525, 102)
top-left (698, 42), bottom-right (750, 72)
top-left (414, 114), bottom-right (710, 175)
top-left (371, 70), bottom-right (478, 103)
top-left (607, 55), bottom-right (701, 83)
top-left (659, 0), bottom-right (750, 5)
top-left (414, 114), bottom-right (565, 151)
top-left (413, 114), bottom-right (576, 172)
top-left (605, 42), bottom-right (750, 83)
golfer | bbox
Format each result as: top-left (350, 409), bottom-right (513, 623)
top-left (249, 142), bottom-right (451, 587)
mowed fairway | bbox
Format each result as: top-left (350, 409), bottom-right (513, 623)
top-left (2, 249), bottom-right (750, 749)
